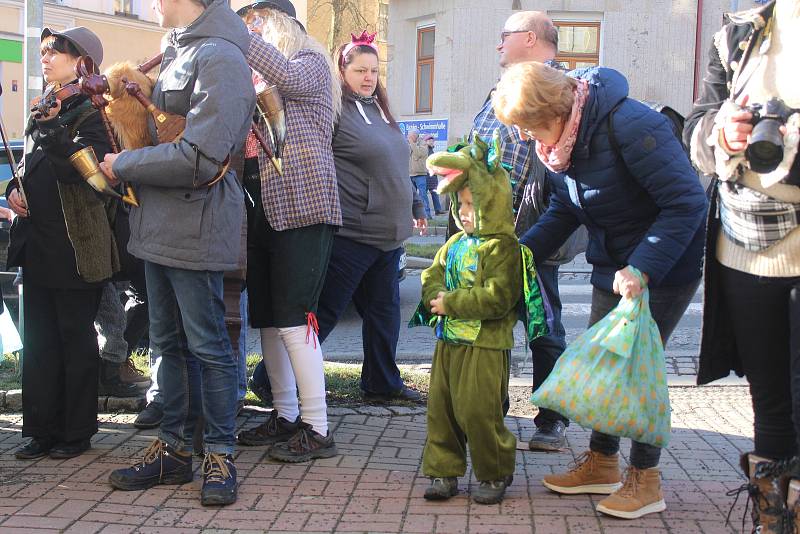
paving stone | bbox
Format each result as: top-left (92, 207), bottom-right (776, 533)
top-left (0, 386), bottom-right (758, 533)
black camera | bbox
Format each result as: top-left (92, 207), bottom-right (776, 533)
top-left (744, 97), bottom-right (799, 174)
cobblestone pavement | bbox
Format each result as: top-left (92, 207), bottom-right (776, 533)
top-left (0, 386), bottom-right (754, 533)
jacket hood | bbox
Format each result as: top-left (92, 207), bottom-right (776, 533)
top-left (570, 66), bottom-right (629, 160)
top-left (173, 0), bottom-right (250, 55)
top-left (426, 134), bottom-right (515, 238)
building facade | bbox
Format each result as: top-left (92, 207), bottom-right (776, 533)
top-left (305, 0), bottom-right (390, 81)
top-left (386, 0), bottom-right (761, 143)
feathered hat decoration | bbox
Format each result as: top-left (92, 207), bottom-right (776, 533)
top-left (342, 30), bottom-right (379, 60)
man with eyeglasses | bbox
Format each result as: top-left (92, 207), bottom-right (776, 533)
top-left (472, 10), bottom-right (581, 452)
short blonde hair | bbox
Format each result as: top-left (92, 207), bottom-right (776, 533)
top-left (492, 61), bottom-right (577, 130)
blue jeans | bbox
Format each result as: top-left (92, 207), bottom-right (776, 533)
top-left (251, 237), bottom-right (405, 395)
top-left (148, 288), bottom-right (248, 404)
top-left (145, 261), bottom-right (238, 455)
top-left (316, 237), bottom-right (404, 394)
top-left (237, 289), bottom-right (249, 401)
top-left (588, 279), bottom-right (700, 469)
top-left (530, 263), bottom-right (568, 427)
top-left (412, 175), bottom-right (431, 218)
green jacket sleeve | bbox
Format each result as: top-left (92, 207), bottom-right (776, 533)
top-left (442, 237), bottom-right (521, 321)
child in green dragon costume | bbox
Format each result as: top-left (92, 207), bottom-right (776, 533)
top-left (410, 135), bottom-right (547, 505)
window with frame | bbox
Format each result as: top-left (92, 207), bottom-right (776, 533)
top-left (554, 21), bottom-right (600, 70)
top-left (114, 0), bottom-right (135, 16)
top-left (377, 1), bottom-right (389, 42)
top-left (415, 26), bottom-right (434, 113)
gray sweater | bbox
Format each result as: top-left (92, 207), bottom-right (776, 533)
top-left (333, 95), bottom-right (424, 251)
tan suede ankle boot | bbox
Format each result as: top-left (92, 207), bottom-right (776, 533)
top-left (542, 450), bottom-right (622, 495)
top-left (596, 466), bottom-right (666, 519)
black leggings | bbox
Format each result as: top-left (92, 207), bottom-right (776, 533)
top-left (720, 265), bottom-right (800, 460)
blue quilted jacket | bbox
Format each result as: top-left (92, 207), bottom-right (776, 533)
top-left (520, 67), bottom-right (707, 291)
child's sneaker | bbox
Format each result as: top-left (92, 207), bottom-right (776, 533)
top-left (108, 439), bottom-right (193, 491)
top-left (424, 477), bottom-right (458, 500)
top-left (201, 453), bottom-right (237, 506)
top-left (472, 475), bottom-right (513, 504)
top-left (269, 422), bottom-right (337, 463)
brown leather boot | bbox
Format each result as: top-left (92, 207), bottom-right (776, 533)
top-left (734, 453), bottom-right (790, 534)
top-left (787, 479), bottom-right (800, 533)
top-left (542, 450), bottom-right (622, 495)
top-left (596, 466), bottom-right (666, 519)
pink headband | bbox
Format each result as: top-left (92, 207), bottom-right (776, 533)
top-left (342, 31), bottom-right (378, 62)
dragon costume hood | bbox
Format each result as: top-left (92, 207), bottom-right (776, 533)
top-left (426, 134), bottom-right (516, 239)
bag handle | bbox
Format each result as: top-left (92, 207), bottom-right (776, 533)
top-left (627, 265), bottom-right (648, 292)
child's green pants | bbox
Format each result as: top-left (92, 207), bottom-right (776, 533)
top-left (422, 341), bottom-right (517, 482)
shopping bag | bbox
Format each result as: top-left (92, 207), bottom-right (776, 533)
top-left (530, 271), bottom-right (670, 447)
top-left (0, 301), bottom-right (22, 358)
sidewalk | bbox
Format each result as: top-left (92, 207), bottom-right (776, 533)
top-left (0, 386), bottom-right (752, 533)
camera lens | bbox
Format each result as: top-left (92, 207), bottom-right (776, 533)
top-left (746, 118), bottom-right (785, 173)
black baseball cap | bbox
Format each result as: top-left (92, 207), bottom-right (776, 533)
top-left (236, 0), bottom-right (305, 32)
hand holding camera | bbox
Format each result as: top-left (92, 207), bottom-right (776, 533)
top-left (721, 96), bottom-right (798, 177)
top-left (720, 100), bottom-right (753, 154)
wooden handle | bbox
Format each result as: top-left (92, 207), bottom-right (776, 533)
top-left (137, 52), bottom-right (164, 75)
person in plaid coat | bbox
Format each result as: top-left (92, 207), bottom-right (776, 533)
top-left (236, 0), bottom-right (342, 463)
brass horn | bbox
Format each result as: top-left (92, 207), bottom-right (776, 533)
top-left (256, 85), bottom-right (286, 175)
top-left (69, 146), bottom-right (131, 204)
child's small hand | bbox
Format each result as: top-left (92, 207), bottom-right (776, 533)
top-left (430, 291), bottom-right (447, 315)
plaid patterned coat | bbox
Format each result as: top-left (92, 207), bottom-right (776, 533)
top-left (247, 34), bottom-right (342, 231)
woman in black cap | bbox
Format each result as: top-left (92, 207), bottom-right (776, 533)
top-left (9, 26), bottom-right (115, 460)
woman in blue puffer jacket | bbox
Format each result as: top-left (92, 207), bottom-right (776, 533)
top-left (493, 62), bottom-right (707, 520)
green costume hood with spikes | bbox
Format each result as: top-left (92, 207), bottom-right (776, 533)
top-left (427, 133), bottom-right (516, 239)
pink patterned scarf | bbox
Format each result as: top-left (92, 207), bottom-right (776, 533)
top-left (535, 79), bottom-right (589, 173)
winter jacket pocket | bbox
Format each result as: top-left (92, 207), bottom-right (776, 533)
top-left (159, 69), bottom-right (193, 118)
top-left (144, 187), bottom-right (207, 251)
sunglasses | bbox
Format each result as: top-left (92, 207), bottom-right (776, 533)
top-left (499, 30), bottom-right (530, 44)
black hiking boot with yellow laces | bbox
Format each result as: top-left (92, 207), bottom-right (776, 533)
top-left (201, 453), bottom-right (237, 506)
top-left (108, 440), bottom-right (193, 491)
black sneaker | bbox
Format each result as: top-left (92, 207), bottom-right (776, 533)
top-left (49, 438), bottom-right (91, 459)
top-left (15, 437), bottom-right (54, 460)
top-left (424, 477), bottom-right (459, 500)
top-left (528, 420), bottom-right (567, 451)
top-left (108, 440), bottom-right (193, 491)
top-left (133, 402), bottom-right (164, 429)
top-left (201, 453), bottom-right (237, 506)
top-left (362, 385), bottom-right (422, 403)
top-left (269, 422), bottom-right (338, 463)
top-left (472, 475), bottom-right (513, 504)
top-left (238, 411), bottom-right (300, 446)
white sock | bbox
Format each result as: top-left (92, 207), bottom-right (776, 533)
top-left (259, 327), bottom-right (300, 422)
top-left (278, 325), bottom-right (329, 436)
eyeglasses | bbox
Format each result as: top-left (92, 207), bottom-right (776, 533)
top-left (499, 30), bottom-right (530, 44)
